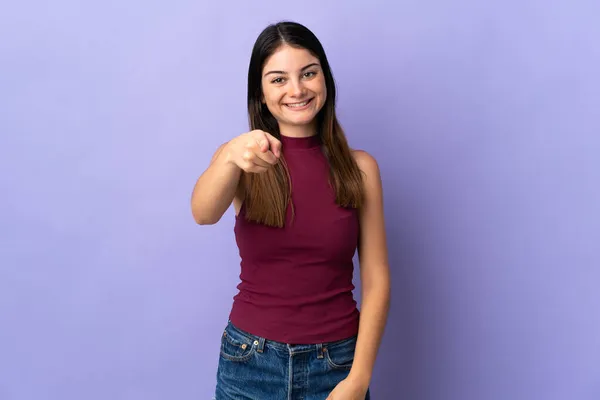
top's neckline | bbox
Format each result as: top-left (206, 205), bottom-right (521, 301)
top-left (279, 134), bottom-right (321, 150)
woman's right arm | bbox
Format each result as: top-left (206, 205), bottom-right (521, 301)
top-left (190, 130), bottom-right (281, 225)
top-left (190, 142), bottom-right (242, 225)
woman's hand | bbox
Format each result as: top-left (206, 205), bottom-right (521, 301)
top-left (224, 130), bottom-right (282, 173)
top-left (326, 376), bottom-right (369, 400)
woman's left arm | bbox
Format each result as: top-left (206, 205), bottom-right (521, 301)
top-left (348, 150), bottom-right (391, 388)
top-left (327, 150), bottom-right (391, 400)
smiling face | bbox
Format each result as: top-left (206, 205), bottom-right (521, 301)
top-left (261, 44), bottom-right (327, 136)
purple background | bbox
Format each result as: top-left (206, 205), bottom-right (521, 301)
top-left (1, 1), bottom-right (600, 399)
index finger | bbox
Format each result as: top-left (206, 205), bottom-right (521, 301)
top-left (262, 132), bottom-right (282, 158)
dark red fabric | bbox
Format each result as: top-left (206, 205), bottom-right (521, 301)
top-left (229, 134), bottom-right (360, 344)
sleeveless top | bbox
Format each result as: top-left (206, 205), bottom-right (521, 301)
top-left (228, 134), bottom-right (360, 344)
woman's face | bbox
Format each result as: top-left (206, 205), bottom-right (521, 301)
top-left (261, 44), bottom-right (327, 132)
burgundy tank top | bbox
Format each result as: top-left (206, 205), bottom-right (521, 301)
top-left (229, 134), bottom-right (360, 344)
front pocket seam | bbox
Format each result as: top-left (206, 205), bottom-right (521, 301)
top-left (223, 332), bottom-right (251, 348)
top-left (324, 349), bottom-right (353, 370)
top-left (220, 344), bottom-right (256, 362)
top-left (220, 334), bottom-right (257, 362)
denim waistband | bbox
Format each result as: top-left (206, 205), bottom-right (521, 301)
top-left (225, 320), bottom-right (357, 355)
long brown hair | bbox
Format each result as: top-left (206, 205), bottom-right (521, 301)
top-left (244, 21), bottom-right (364, 228)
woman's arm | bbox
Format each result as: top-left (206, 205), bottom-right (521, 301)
top-left (348, 150), bottom-right (391, 387)
top-left (190, 142), bottom-right (242, 225)
top-left (190, 130), bottom-right (281, 225)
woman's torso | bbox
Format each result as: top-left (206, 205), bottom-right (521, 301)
top-left (229, 134), bottom-right (360, 344)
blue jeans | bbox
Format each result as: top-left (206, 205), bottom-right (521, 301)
top-left (215, 321), bottom-right (371, 400)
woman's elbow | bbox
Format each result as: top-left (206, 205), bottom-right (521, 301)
top-left (191, 209), bottom-right (220, 225)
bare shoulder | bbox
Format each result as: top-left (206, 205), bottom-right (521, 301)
top-left (211, 141), bottom-right (229, 163)
top-left (351, 149), bottom-right (381, 183)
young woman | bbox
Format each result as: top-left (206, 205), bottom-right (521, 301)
top-left (191, 21), bottom-right (390, 400)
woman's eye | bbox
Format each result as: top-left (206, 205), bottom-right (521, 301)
top-left (272, 77), bottom-right (285, 84)
top-left (304, 71), bottom-right (316, 78)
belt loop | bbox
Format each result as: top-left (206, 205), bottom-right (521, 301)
top-left (316, 343), bottom-right (324, 359)
top-left (255, 337), bottom-right (266, 353)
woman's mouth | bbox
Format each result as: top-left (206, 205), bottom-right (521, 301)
top-left (284, 98), bottom-right (314, 110)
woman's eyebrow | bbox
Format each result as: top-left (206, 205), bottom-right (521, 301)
top-left (263, 63), bottom-right (320, 77)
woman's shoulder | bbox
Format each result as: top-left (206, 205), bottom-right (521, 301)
top-left (351, 149), bottom-right (379, 175)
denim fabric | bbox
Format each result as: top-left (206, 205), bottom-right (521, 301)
top-left (214, 321), bottom-right (371, 400)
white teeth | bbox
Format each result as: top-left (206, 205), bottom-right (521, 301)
top-left (286, 100), bottom-right (310, 108)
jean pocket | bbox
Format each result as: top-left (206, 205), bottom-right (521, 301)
top-left (323, 336), bottom-right (357, 370)
top-left (219, 325), bottom-right (257, 362)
